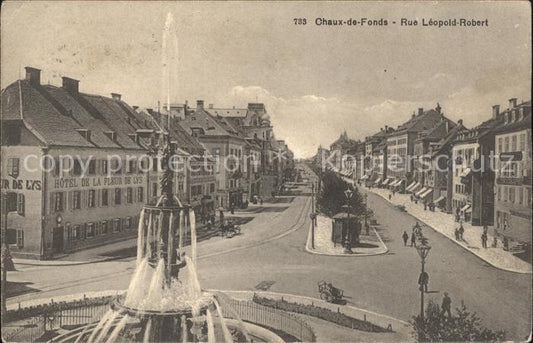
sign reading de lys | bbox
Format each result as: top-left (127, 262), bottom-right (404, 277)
top-left (1, 178), bottom-right (42, 191)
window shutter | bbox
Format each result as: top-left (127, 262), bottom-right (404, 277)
top-left (17, 193), bottom-right (25, 216)
top-left (68, 191), bottom-right (73, 211)
top-left (110, 189), bottom-right (115, 206)
top-left (83, 190), bottom-right (88, 209)
top-left (50, 193), bottom-right (55, 214)
top-left (96, 189), bottom-right (101, 207)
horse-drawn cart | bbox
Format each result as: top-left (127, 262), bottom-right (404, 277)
top-left (318, 280), bottom-right (344, 303)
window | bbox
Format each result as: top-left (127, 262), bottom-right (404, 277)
top-left (152, 183), bottom-right (158, 197)
top-left (504, 137), bottom-right (509, 153)
top-left (101, 221), bottom-right (108, 234)
top-left (73, 191), bottom-right (81, 210)
top-left (527, 188), bottom-right (532, 207)
top-left (87, 222), bottom-right (95, 238)
top-left (111, 158), bottom-right (122, 174)
top-left (7, 158), bottom-right (19, 178)
top-left (17, 194), bottom-right (25, 215)
top-left (16, 230), bottom-right (24, 248)
top-left (101, 189), bottom-right (109, 206)
top-left (520, 134), bottom-right (526, 151)
top-left (73, 159), bottom-right (82, 176)
top-left (54, 192), bottom-right (64, 212)
top-left (509, 187), bottom-right (515, 203)
top-left (137, 187), bottom-right (144, 202)
top-left (6, 193), bottom-right (17, 212)
top-left (113, 218), bottom-right (121, 232)
top-left (519, 187), bottom-right (524, 205)
top-left (124, 217), bottom-right (132, 229)
top-left (101, 159), bottom-right (108, 175)
top-left (73, 225), bottom-right (81, 240)
top-left (88, 190), bottom-right (96, 208)
top-left (115, 188), bottom-right (122, 205)
top-left (127, 160), bottom-right (136, 174)
top-left (498, 138), bottom-right (503, 153)
top-left (88, 159), bottom-right (96, 175)
top-left (6, 229), bottom-right (16, 244)
top-left (502, 187), bottom-right (507, 202)
top-left (210, 183), bottom-right (215, 193)
top-left (127, 187), bottom-right (133, 203)
top-left (497, 186), bottom-right (501, 201)
top-left (511, 135), bottom-right (517, 152)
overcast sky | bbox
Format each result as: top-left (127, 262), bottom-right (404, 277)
top-left (2, 1), bottom-right (531, 158)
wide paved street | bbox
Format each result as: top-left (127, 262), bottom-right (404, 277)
top-left (6, 164), bottom-right (531, 340)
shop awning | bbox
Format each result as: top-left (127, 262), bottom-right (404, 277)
top-left (361, 175), bottom-right (369, 180)
top-left (460, 168), bottom-right (472, 178)
top-left (434, 195), bottom-right (446, 204)
top-left (415, 187), bottom-right (428, 197)
top-left (373, 177), bottom-right (382, 185)
top-left (420, 188), bottom-right (433, 199)
top-left (410, 182), bottom-right (422, 193)
top-left (382, 178), bottom-right (391, 185)
top-left (392, 179), bottom-right (403, 187)
top-left (406, 181), bottom-right (417, 191)
top-left (461, 204), bottom-right (471, 212)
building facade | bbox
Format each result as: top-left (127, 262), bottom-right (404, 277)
top-left (1, 67), bottom-right (151, 259)
top-left (493, 99), bottom-right (532, 250)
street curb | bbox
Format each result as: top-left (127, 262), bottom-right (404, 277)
top-left (304, 221), bottom-right (389, 257)
top-left (365, 188), bottom-right (532, 275)
top-left (12, 255), bottom-right (126, 267)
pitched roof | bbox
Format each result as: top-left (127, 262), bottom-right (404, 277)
top-left (389, 107), bottom-right (443, 137)
top-left (178, 107), bottom-right (240, 138)
top-left (1, 78), bottom-right (151, 149)
top-left (208, 108), bottom-right (247, 117)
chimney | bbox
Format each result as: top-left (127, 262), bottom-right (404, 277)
top-left (208, 104), bottom-right (214, 109)
top-left (385, 125), bottom-right (388, 132)
top-left (436, 103), bottom-right (441, 114)
top-left (418, 108), bottom-right (424, 116)
top-left (458, 119), bottom-right (463, 126)
top-left (445, 121), bottom-right (449, 133)
top-left (412, 111), bottom-right (416, 119)
top-left (508, 98), bottom-right (517, 109)
top-left (62, 76), bottom-right (79, 94)
top-left (196, 100), bottom-right (204, 109)
top-left (25, 67), bottom-right (41, 86)
top-left (492, 105), bottom-right (500, 119)
top-left (111, 93), bottom-right (121, 101)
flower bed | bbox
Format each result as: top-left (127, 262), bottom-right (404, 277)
top-left (5, 295), bottom-right (115, 322)
top-left (252, 295), bottom-right (389, 333)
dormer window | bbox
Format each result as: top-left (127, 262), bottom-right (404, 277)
top-left (104, 131), bottom-right (117, 141)
top-left (128, 133), bottom-right (139, 144)
top-left (75, 128), bottom-right (91, 141)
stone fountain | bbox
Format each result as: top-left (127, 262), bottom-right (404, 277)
top-left (80, 133), bottom-right (237, 343)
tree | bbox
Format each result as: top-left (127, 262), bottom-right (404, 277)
top-left (316, 170), bottom-right (365, 217)
top-left (411, 300), bottom-right (505, 342)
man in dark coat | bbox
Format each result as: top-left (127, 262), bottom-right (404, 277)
top-left (411, 232), bottom-right (417, 247)
top-left (418, 271), bottom-right (429, 293)
top-left (402, 231), bottom-right (409, 246)
top-left (441, 292), bottom-right (452, 317)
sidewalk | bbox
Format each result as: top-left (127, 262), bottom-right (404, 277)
top-left (306, 214), bottom-right (388, 256)
top-left (12, 218), bottom-right (225, 267)
top-left (365, 187), bottom-right (532, 274)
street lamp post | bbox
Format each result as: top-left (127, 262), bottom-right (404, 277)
top-left (416, 242), bottom-right (431, 321)
top-left (364, 193), bottom-right (369, 235)
top-left (344, 189), bottom-right (353, 254)
top-left (311, 182), bottom-right (315, 249)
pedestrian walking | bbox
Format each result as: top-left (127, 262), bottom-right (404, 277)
top-left (411, 232), bottom-right (417, 247)
top-left (410, 194), bottom-right (414, 202)
top-left (458, 224), bottom-right (464, 240)
top-left (389, 193), bottom-right (392, 200)
top-left (481, 232), bottom-right (488, 248)
top-left (424, 201), bottom-right (427, 211)
top-left (418, 271), bottom-right (429, 293)
top-left (441, 292), bottom-right (452, 318)
top-left (260, 197), bottom-right (263, 205)
top-left (402, 231), bottom-right (409, 246)
top-left (454, 227), bottom-right (460, 240)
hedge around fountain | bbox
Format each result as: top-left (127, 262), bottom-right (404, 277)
top-left (252, 295), bottom-right (390, 333)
